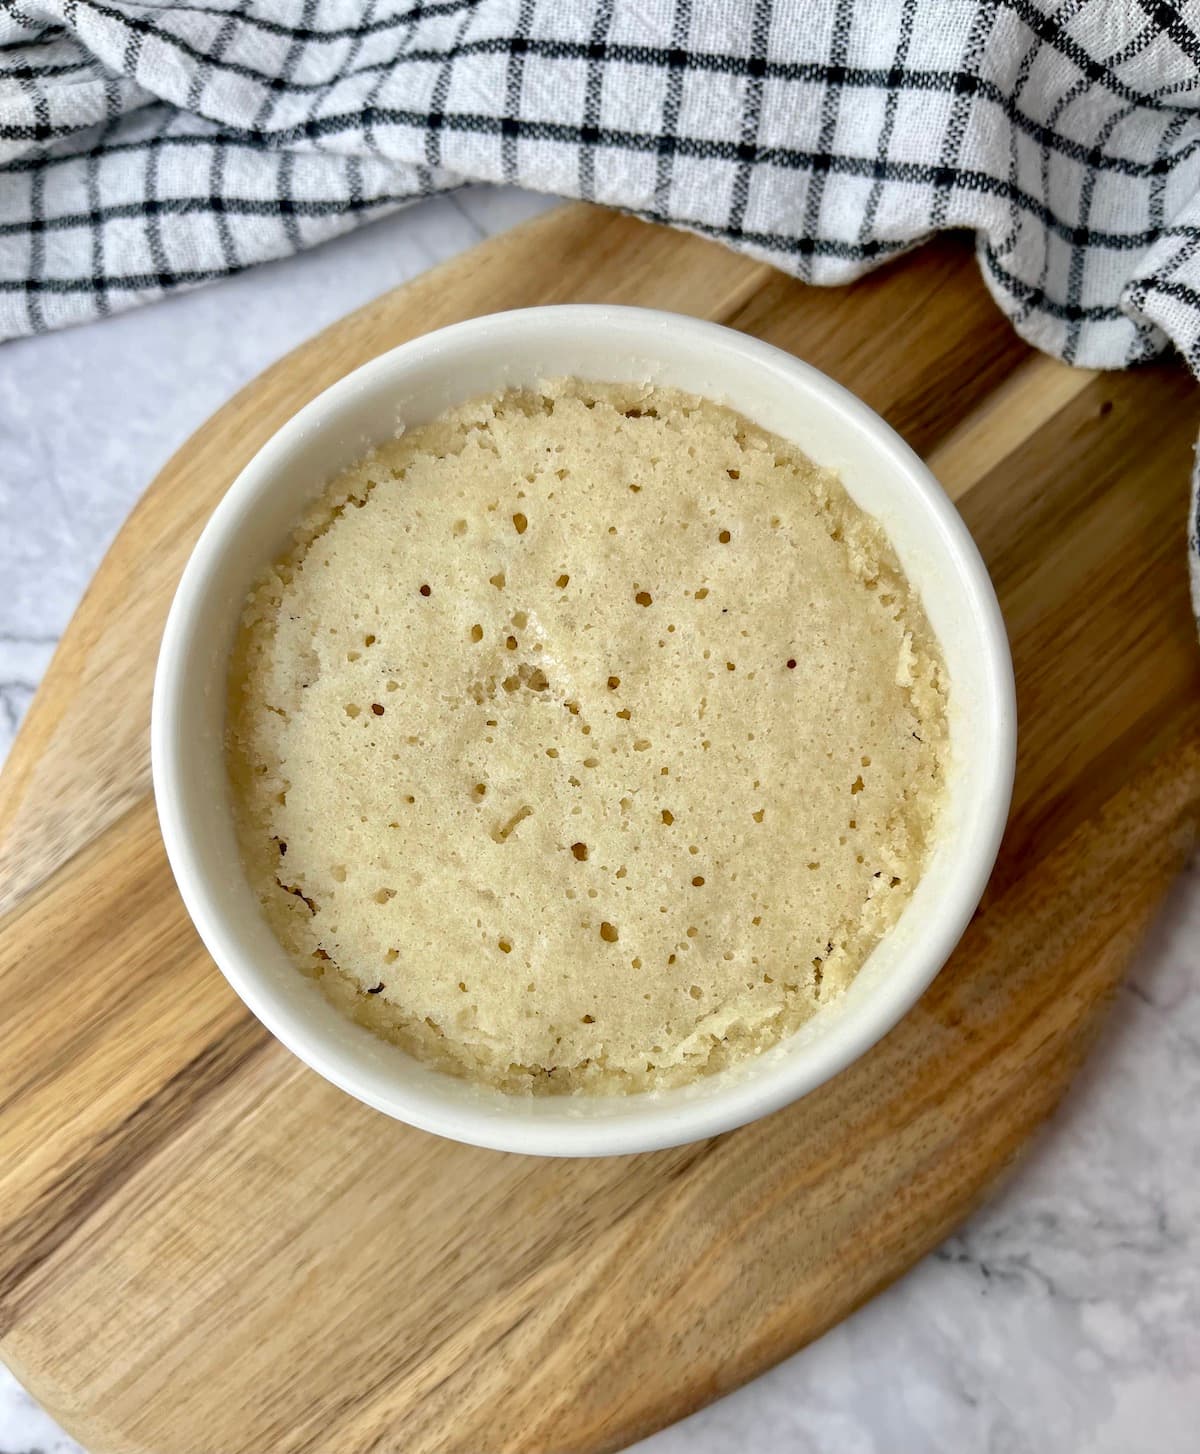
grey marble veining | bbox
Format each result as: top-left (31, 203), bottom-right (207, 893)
top-left (1, 186), bottom-right (1198, 1454)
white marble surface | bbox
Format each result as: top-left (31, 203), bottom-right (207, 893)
top-left (1, 185), bottom-right (1198, 1454)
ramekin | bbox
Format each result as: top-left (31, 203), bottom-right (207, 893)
top-left (152, 305), bottom-right (1015, 1157)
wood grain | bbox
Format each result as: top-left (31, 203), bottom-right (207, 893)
top-left (0, 204), bottom-right (1196, 1454)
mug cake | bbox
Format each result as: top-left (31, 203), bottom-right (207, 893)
top-left (227, 379), bottom-right (946, 1095)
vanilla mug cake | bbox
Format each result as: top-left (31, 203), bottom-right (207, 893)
top-left (226, 378), bottom-right (947, 1096)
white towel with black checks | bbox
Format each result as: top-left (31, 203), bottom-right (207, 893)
top-left (2, 0), bottom-right (1200, 603)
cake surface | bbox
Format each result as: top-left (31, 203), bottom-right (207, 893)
top-left (227, 380), bottom-right (947, 1094)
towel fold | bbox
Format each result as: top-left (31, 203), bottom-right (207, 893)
top-left (2, 0), bottom-right (1198, 608)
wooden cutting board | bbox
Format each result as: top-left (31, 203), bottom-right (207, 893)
top-left (1, 205), bottom-right (1198, 1454)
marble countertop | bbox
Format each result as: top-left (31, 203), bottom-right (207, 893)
top-left (2, 186), bottom-right (1197, 1454)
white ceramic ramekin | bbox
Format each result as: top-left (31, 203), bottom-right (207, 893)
top-left (152, 305), bottom-right (1015, 1157)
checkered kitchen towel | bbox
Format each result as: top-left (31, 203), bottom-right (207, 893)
top-left (2, 0), bottom-right (1200, 603)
